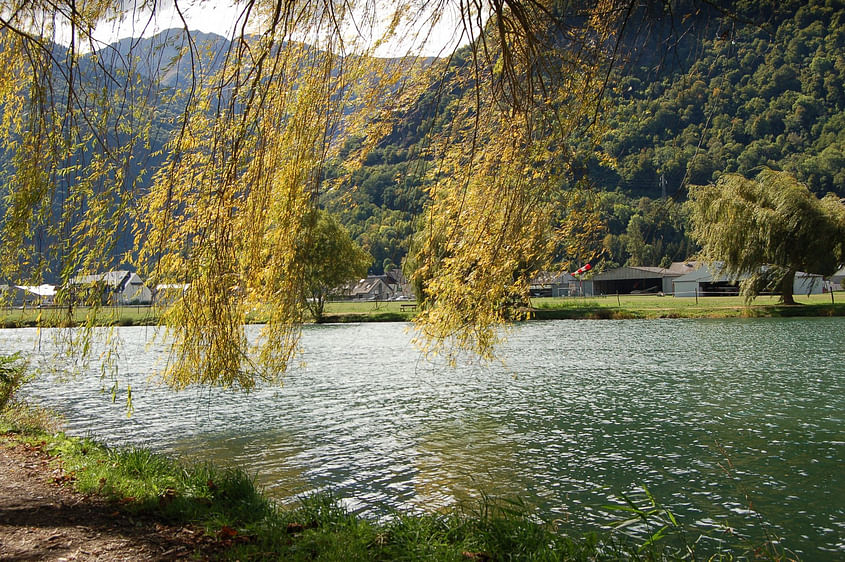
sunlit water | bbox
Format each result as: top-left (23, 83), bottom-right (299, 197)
top-left (2, 318), bottom-right (843, 558)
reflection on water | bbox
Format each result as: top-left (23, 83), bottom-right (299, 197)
top-left (412, 416), bottom-right (524, 511)
top-left (167, 427), bottom-right (311, 504)
top-left (2, 318), bottom-right (843, 558)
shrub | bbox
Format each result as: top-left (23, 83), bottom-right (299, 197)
top-left (0, 352), bottom-right (29, 411)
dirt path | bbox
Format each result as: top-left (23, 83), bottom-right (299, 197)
top-left (0, 438), bottom-right (215, 561)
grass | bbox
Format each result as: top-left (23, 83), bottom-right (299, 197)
top-left (320, 300), bottom-right (416, 323)
top-left (0, 305), bottom-right (162, 328)
top-left (0, 301), bottom-right (416, 327)
top-left (528, 292), bottom-right (845, 320)
top-left (1, 293), bottom-right (842, 327)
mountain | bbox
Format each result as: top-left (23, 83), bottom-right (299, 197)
top-left (592, 0), bottom-right (844, 199)
top-left (97, 29), bottom-right (233, 89)
top-left (323, 0), bottom-right (845, 272)
top-left (2, 2), bottom-right (842, 281)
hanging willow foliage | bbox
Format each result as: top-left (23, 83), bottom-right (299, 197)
top-left (1, 0), bottom-right (643, 389)
top-left (687, 169), bottom-right (845, 305)
top-left (409, 1), bottom-right (621, 361)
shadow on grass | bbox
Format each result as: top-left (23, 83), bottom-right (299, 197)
top-left (529, 307), bottom-right (644, 320)
top-left (742, 303), bottom-right (845, 317)
top-left (318, 312), bottom-right (411, 323)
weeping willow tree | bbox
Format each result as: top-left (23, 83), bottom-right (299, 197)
top-left (0, 0), bottom-right (692, 389)
top-left (687, 169), bottom-right (845, 305)
top-left (404, 1), bottom-right (632, 361)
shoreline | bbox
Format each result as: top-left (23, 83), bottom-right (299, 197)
top-left (0, 432), bottom-right (222, 560)
top-left (2, 293), bottom-right (843, 328)
top-left (0, 422), bottom-right (789, 561)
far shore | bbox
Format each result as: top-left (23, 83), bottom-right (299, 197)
top-left (1, 293), bottom-right (843, 328)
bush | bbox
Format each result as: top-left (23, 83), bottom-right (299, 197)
top-left (0, 352), bottom-right (29, 411)
top-left (0, 401), bottom-right (63, 434)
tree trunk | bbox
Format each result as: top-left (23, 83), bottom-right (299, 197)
top-left (779, 269), bottom-right (797, 305)
top-left (313, 296), bottom-right (325, 323)
top-left (303, 293), bottom-right (324, 323)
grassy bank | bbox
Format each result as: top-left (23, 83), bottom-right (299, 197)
top-left (529, 292), bottom-right (845, 320)
top-left (0, 426), bottom-right (651, 560)
top-left (0, 305), bottom-right (162, 328)
top-left (1, 405), bottom-right (795, 561)
top-left (0, 302), bottom-right (417, 328)
top-left (2, 293), bottom-right (842, 328)
top-left (319, 293), bottom-right (845, 321)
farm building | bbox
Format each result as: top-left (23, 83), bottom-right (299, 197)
top-left (673, 264), bottom-right (826, 297)
top-left (586, 266), bottom-right (675, 296)
top-left (832, 266), bottom-right (845, 291)
top-left (794, 272), bottom-right (825, 296)
top-left (672, 265), bottom-right (739, 297)
top-left (0, 284), bottom-right (56, 307)
top-left (530, 271), bottom-right (578, 297)
top-left (65, 270), bottom-right (153, 305)
top-left (18, 284), bottom-right (56, 305)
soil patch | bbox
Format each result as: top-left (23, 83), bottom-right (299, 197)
top-left (0, 437), bottom-right (217, 561)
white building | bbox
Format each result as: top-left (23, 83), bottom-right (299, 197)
top-left (673, 264), bottom-right (825, 297)
top-left (67, 270), bottom-right (153, 305)
top-left (831, 266), bottom-right (845, 291)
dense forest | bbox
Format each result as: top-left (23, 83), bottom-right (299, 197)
top-left (322, 0), bottom-right (844, 274)
top-left (1, 1), bottom-right (842, 278)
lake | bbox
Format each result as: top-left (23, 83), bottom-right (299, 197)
top-left (3, 317), bottom-right (843, 558)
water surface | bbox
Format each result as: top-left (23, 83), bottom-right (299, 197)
top-left (4, 317), bottom-right (843, 557)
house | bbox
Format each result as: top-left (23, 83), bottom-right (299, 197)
top-left (384, 268), bottom-right (414, 298)
top-left (349, 276), bottom-right (394, 300)
top-left (343, 270), bottom-right (416, 301)
top-left (65, 270), bottom-right (153, 305)
top-left (530, 271), bottom-right (578, 297)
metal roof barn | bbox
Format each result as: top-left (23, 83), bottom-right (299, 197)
top-left (590, 266), bottom-right (668, 295)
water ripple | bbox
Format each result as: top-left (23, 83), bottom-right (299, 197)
top-left (1, 317), bottom-right (843, 558)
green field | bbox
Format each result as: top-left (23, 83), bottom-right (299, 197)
top-left (1, 292), bottom-right (842, 328)
top-left (528, 292), bottom-right (845, 319)
top-left (0, 305), bottom-right (162, 328)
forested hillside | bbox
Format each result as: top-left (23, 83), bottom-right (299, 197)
top-left (323, 0), bottom-right (844, 273)
top-left (2, 1), bottom-right (842, 278)
top-left (598, 0), bottom-right (844, 198)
